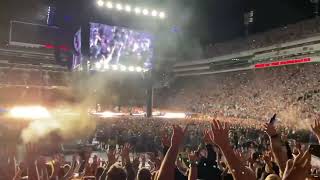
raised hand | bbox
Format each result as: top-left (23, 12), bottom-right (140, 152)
top-left (107, 149), bottom-right (119, 165)
top-left (188, 151), bottom-right (199, 163)
top-left (121, 143), bottom-right (132, 164)
top-left (25, 143), bottom-right (39, 163)
top-left (171, 125), bottom-right (187, 148)
top-left (161, 130), bottom-right (171, 147)
top-left (132, 156), bottom-right (140, 170)
top-left (262, 151), bottom-right (272, 164)
top-left (264, 123), bottom-right (277, 137)
top-left (282, 149), bottom-right (311, 180)
top-left (203, 129), bottom-right (212, 145)
top-left (311, 117), bottom-right (320, 143)
top-left (209, 119), bottom-right (230, 148)
top-left (0, 144), bottom-right (16, 180)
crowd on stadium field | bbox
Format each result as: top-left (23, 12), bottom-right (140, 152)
top-left (204, 18), bottom-right (320, 58)
top-left (1, 115), bottom-right (320, 180)
top-left (156, 63), bottom-right (320, 128)
top-left (2, 15), bottom-right (320, 180)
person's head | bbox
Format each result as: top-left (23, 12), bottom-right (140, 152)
top-left (63, 164), bottom-right (71, 176)
top-left (137, 168), bottom-right (152, 180)
top-left (106, 163), bottom-right (127, 180)
top-left (265, 174), bottom-right (281, 180)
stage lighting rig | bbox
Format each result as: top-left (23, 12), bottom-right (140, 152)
top-left (96, 0), bottom-right (166, 19)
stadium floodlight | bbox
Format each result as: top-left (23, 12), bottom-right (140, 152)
top-left (134, 7), bottom-right (141, 14)
top-left (136, 66), bottom-right (142, 72)
top-left (159, 12), bottom-right (166, 19)
top-left (125, 5), bottom-right (131, 12)
top-left (128, 66), bottom-right (135, 71)
top-left (120, 65), bottom-right (127, 71)
top-left (142, 9), bottom-right (149, 15)
top-left (106, 1), bottom-right (113, 8)
top-left (112, 65), bottom-right (119, 70)
top-left (95, 62), bottom-right (102, 69)
top-left (97, 0), bottom-right (104, 7)
top-left (151, 10), bottom-right (158, 17)
top-left (116, 3), bottom-right (123, 10)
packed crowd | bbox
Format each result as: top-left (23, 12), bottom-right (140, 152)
top-left (1, 115), bottom-right (320, 180)
top-left (0, 68), bottom-right (70, 87)
top-left (204, 18), bottom-right (320, 58)
top-left (156, 62), bottom-right (320, 129)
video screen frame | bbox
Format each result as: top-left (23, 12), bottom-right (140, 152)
top-left (89, 22), bottom-right (154, 70)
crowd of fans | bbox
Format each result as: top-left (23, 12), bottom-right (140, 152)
top-left (156, 62), bottom-right (320, 129)
top-left (2, 14), bottom-right (320, 180)
top-left (0, 68), bottom-right (70, 87)
top-left (204, 18), bottom-right (320, 58)
top-left (1, 115), bottom-right (320, 180)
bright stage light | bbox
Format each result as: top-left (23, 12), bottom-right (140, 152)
top-left (112, 65), bottom-right (119, 70)
top-left (9, 106), bottom-right (51, 119)
top-left (142, 9), bottom-right (149, 15)
top-left (95, 111), bottom-right (124, 118)
top-left (163, 112), bottom-right (186, 119)
top-left (125, 5), bottom-right (131, 12)
top-left (136, 66), bottom-right (142, 72)
top-left (106, 1), bottom-right (113, 8)
top-left (159, 12), bottom-right (165, 19)
top-left (120, 65), bottom-right (127, 71)
top-left (134, 7), bottom-right (141, 14)
top-left (128, 66), bottom-right (135, 71)
top-left (97, 0), bottom-right (104, 7)
top-left (116, 3), bottom-right (123, 10)
top-left (95, 62), bottom-right (102, 69)
top-left (104, 64), bottom-right (110, 70)
top-left (151, 10), bottom-right (158, 17)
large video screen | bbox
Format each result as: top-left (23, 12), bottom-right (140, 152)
top-left (90, 23), bottom-right (154, 70)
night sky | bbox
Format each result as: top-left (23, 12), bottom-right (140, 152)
top-left (0, 0), bottom-right (316, 46)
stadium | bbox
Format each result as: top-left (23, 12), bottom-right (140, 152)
top-left (0, 0), bottom-right (320, 180)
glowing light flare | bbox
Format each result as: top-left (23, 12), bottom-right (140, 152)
top-left (95, 111), bottom-right (125, 118)
top-left (104, 64), bottom-right (110, 70)
top-left (95, 62), bottom-right (102, 69)
top-left (128, 66), bottom-right (135, 71)
top-left (159, 12), bottom-right (166, 19)
top-left (134, 7), bottom-right (141, 14)
top-left (162, 113), bottom-right (186, 119)
top-left (97, 0), bottom-right (104, 7)
top-left (9, 106), bottom-right (51, 119)
top-left (112, 65), bottom-right (119, 70)
top-left (136, 67), bottom-right (142, 72)
top-left (125, 5), bottom-right (131, 12)
top-left (151, 10), bottom-right (158, 17)
top-left (106, 1), bottom-right (113, 8)
top-left (142, 9), bottom-right (149, 15)
top-left (116, 3), bottom-right (123, 10)
top-left (120, 66), bottom-right (127, 71)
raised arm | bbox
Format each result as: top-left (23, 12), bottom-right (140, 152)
top-left (209, 120), bottom-right (255, 180)
top-left (156, 125), bottom-right (187, 180)
top-left (187, 152), bottom-right (199, 180)
top-left (264, 123), bottom-right (288, 175)
top-left (121, 143), bottom-right (135, 180)
top-left (25, 143), bottom-right (39, 180)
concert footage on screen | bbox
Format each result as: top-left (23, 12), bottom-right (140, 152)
top-left (89, 23), bottom-right (154, 70)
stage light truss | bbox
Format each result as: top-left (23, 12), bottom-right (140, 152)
top-left (93, 62), bottom-right (149, 73)
top-left (97, 0), bottom-right (166, 19)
